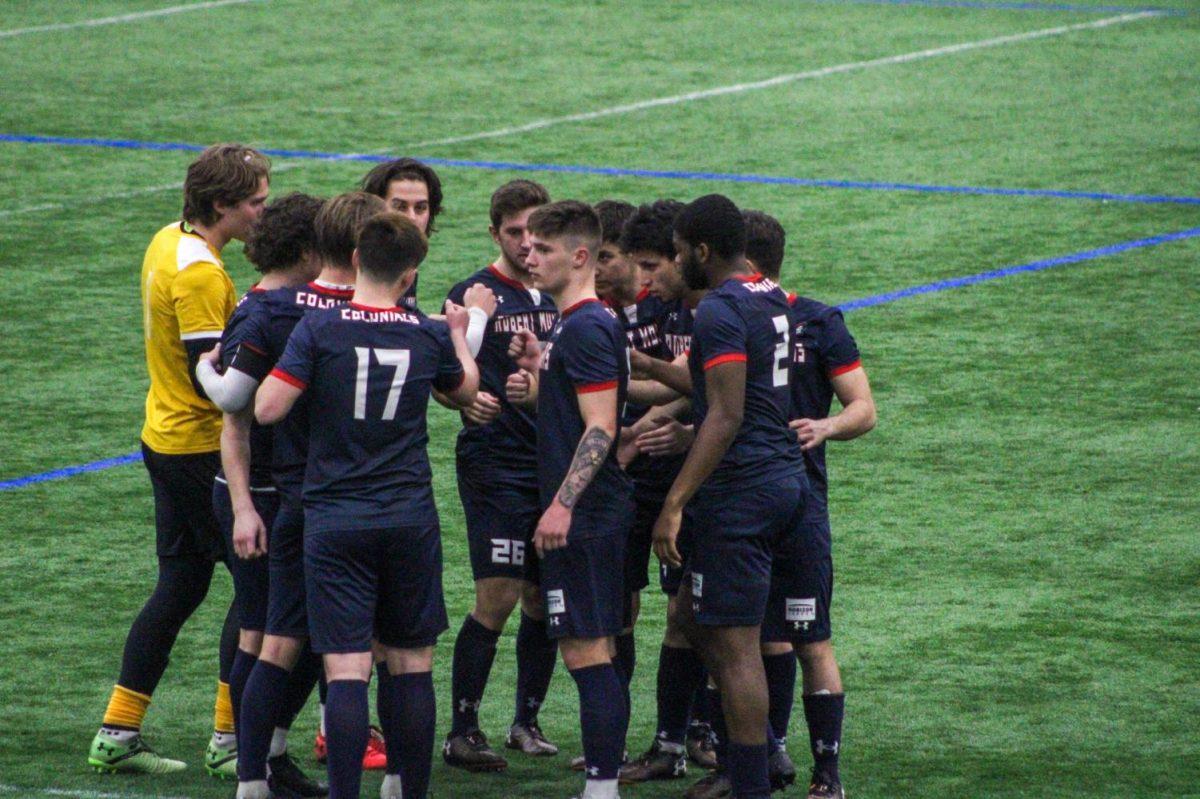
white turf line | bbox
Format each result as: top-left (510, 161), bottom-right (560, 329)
top-left (0, 784), bottom-right (191, 799)
top-left (0, 0), bottom-right (262, 40)
top-left (0, 10), bottom-right (1161, 219)
top-left (407, 11), bottom-right (1163, 149)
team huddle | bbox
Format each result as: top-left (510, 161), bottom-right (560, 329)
top-left (87, 145), bottom-right (876, 799)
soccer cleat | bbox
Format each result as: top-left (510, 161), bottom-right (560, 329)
top-left (768, 748), bottom-right (797, 792)
top-left (806, 771), bottom-right (845, 799)
top-left (619, 740), bottom-right (687, 782)
top-left (505, 722), bottom-right (559, 756)
top-left (686, 723), bottom-right (719, 770)
top-left (684, 769), bottom-right (732, 799)
top-left (88, 730), bottom-right (187, 774)
top-left (205, 739), bottom-right (239, 780)
top-left (570, 753), bottom-right (586, 771)
top-left (363, 726), bottom-right (387, 771)
top-left (442, 730), bottom-right (508, 772)
top-left (268, 751), bottom-right (329, 797)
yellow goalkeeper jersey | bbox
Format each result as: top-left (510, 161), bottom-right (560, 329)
top-left (140, 222), bottom-right (236, 454)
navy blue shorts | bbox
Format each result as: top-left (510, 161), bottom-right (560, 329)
top-left (265, 497), bottom-right (308, 638)
top-left (212, 479), bottom-right (275, 632)
top-left (305, 520), bottom-right (449, 654)
top-left (539, 501), bottom-right (633, 640)
top-left (762, 498), bottom-right (833, 644)
top-left (456, 456), bottom-right (540, 582)
top-left (684, 476), bottom-right (805, 628)
top-left (625, 491), bottom-right (664, 594)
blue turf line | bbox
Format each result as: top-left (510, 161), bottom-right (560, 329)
top-left (803, 0), bottom-right (1192, 15)
top-left (4, 224), bottom-right (1198, 492)
top-left (3, 133), bottom-right (1199, 207)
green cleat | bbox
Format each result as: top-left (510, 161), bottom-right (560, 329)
top-left (204, 739), bottom-right (238, 780)
top-left (88, 730), bottom-right (187, 774)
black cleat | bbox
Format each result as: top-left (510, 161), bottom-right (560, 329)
top-left (768, 747), bottom-right (796, 791)
top-left (685, 769), bottom-right (732, 799)
top-left (268, 751), bottom-right (328, 797)
top-left (686, 723), bottom-right (719, 770)
top-left (806, 770), bottom-right (845, 799)
top-left (442, 730), bottom-right (508, 772)
top-left (619, 740), bottom-right (687, 783)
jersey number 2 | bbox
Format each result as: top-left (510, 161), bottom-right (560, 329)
top-left (353, 347), bottom-right (410, 420)
top-left (772, 315), bottom-right (790, 387)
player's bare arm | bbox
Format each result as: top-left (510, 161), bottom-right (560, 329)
top-left (653, 360), bottom-right (746, 567)
top-left (627, 377), bottom-right (682, 407)
top-left (220, 408), bottom-right (267, 559)
top-left (631, 349), bottom-right (692, 396)
top-left (790, 366), bottom-right (876, 450)
top-left (534, 387), bottom-right (618, 555)
top-left (254, 375), bottom-right (303, 425)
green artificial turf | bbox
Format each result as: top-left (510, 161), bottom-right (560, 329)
top-left (1, 1), bottom-right (1197, 797)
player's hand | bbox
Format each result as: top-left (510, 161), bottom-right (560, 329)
top-left (200, 342), bottom-right (222, 370)
top-left (232, 508), bottom-right (267, 560)
top-left (629, 349), bottom-right (654, 380)
top-left (534, 501), bottom-right (571, 556)
top-left (790, 417), bottom-right (833, 451)
top-left (443, 300), bottom-right (470, 333)
top-left (462, 391), bottom-right (501, 425)
top-left (505, 369), bottom-right (534, 406)
top-left (652, 503), bottom-right (683, 568)
top-left (616, 427), bottom-right (640, 468)
top-left (636, 417), bottom-right (695, 457)
top-left (508, 329), bottom-right (541, 372)
top-left (463, 283), bottom-right (497, 318)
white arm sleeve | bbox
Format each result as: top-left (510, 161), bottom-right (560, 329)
top-left (195, 359), bottom-right (262, 413)
top-left (466, 306), bottom-right (488, 358)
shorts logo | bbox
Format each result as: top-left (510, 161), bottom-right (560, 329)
top-left (691, 573), bottom-right (703, 598)
top-left (490, 538), bottom-right (526, 566)
top-left (786, 598), bottom-right (816, 622)
top-left (546, 589), bottom-right (565, 615)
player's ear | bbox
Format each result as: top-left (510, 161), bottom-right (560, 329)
top-left (397, 268), bottom-right (416, 298)
top-left (696, 242), bottom-right (711, 265)
top-left (573, 244), bottom-right (591, 270)
top-left (488, 225), bottom-right (501, 246)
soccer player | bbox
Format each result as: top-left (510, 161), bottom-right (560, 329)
top-left (204, 192), bottom-right (386, 799)
top-left (612, 199), bottom-right (722, 783)
top-left (652, 194), bottom-right (808, 799)
top-left (195, 192), bottom-right (330, 797)
top-left (360, 158), bottom-right (443, 311)
top-left (441, 180), bottom-right (561, 770)
top-left (256, 211), bottom-right (479, 799)
top-left (89, 144), bottom-right (270, 776)
top-left (745, 210), bottom-right (876, 799)
top-left (507, 201), bottom-right (633, 799)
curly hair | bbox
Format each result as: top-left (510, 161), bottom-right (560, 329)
top-left (243, 193), bottom-right (324, 274)
top-left (360, 158), bottom-right (443, 235)
top-left (618, 199), bottom-right (684, 258)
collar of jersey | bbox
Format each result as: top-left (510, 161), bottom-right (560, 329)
top-left (561, 297), bottom-right (603, 318)
top-left (729, 272), bottom-right (765, 283)
top-left (348, 301), bottom-right (406, 312)
top-left (310, 279), bottom-right (355, 294)
top-left (487, 263), bottom-right (531, 293)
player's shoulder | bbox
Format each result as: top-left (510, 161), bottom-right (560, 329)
top-left (789, 293), bottom-right (846, 326)
top-left (447, 266), bottom-right (494, 299)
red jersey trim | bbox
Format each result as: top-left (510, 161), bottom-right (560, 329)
top-left (270, 368), bottom-right (307, 390)
top-left (787, 292), bottom-right (798, 304)
top-left (576, 380), bottom-right (618, 394)
top-left (487, 264), bottom-right (527, 291)
top-left (829, 359), bottom-right (862, 377)
top-left (731, 273), bottom-right (765, 283)
top-left (635, 286), bottom-right (651, 302)
top-left (704, 353), bottom-right (747, 370)
top-left (241, 342), bottom-right (267, 356)
top-left (561, 297), bottom-right (603, 318)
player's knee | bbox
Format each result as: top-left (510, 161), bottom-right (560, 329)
top-left (473, 578), bottom-right (522, 629)
top-left (383, 645), bottom-right (434, 675)
top-left (259, 635), bottom-right (303, 669)
top-left (559, 636), bottom-right (611, 671)
top-left (760, 640), bottom-right (793, 656)
top-left (238, 629), bottom-right (264, 654)
top-left (323, 651), bottom-right (373, 682)
top-left (796, 638), bottom-right (835, 666)
top-left (519, 583), bottom-right (545, 620)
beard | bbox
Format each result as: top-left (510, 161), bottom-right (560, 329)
top-left (681, 252), bottom-right (708, 291)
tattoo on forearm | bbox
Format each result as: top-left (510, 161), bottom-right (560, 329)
top-left (556, 426), bottom-right (613, 509)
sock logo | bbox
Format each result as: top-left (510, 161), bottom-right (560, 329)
top-left (691, 573), bottom-right (703, 597)
top-left (458, 698), bottom-right (481, 714)
top-left (786, 597), bottom-right (816, 622)
top-left (814, 739), bottom-right (839, 755)
top-left (546, 589), bottom-right (565, 615)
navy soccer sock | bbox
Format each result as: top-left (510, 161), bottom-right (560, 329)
top-left (657, 645), bottom-right (706, 745)
top-left (710, 686), bottom-right (729, 765)
top-left (802, 693), bottom-right (844, 784)
top-left (762, 652), bottom-right (797, 750)
top-left (379, 671), bottom-right (436, 799)
top-left (614, 631), bottom-right (636, 703)
top-left (237, 660), bottom-right (290, 781)
top-left (449, 614), bottom-right (501, 736)
top-left (276, 645), bottom-right (322, 732)
top-left (570, 663), bottom-right (628, 782)
top-left (513, 612), bottom-right (557, 726)
top-left (726, 741), bottom-right (771, 799)
top-left (325, 680), bottom-right (369, 799)
top-left (376, 661), bottom-right (395, 767)
top-left (228, 648), bottom-right (257, 738)
top-left (218, 601), bottom-right (239, 684)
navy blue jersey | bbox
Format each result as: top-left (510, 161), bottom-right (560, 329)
top-left (235, 280), bottom-right (355, 499)
top-left (611, 288), bottom-right (670, 427)
top-left (660, 299), bottom-right (696, 360)
top-left (446, 265), bottom-right (558, 475)
top-left (536, 299), bottom-right (632, 529)
top-left (788, 293), bottom-right (861, 499)
top-left (687, 274), bottom-right (803, 493)
top-left (217, 286), bottom-right (274, 488)
top-left (272, 302), bottom-right (464, 533)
